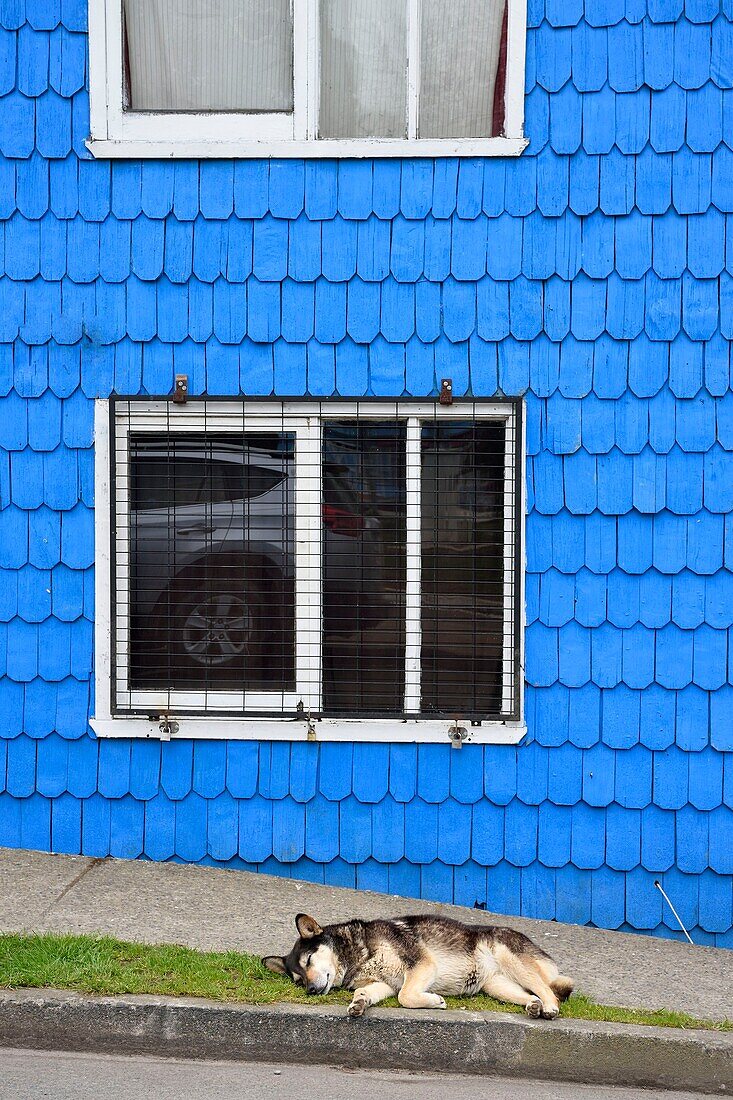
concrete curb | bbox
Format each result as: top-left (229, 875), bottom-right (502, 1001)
top-left (0, 989), bottom-right (731, 1094)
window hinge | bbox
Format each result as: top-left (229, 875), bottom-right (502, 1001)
top-left (173, 374), bottom-right (188, 404)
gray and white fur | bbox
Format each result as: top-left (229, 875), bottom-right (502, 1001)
top-left (263, 913), bottom-right (574, 1019)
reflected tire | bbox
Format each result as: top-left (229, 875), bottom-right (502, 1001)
top-left (168, 574), bottom-right (267, 683)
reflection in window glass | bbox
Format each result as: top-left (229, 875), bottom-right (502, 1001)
top-left (420, 0), bottom-right (506, 138)
top-left (319, 0), bottom-right (408, 138)
top-left (322, 421), bottom-right (406, 714)
top-left (124, 0), bottom-right (294, 112)
top-left (129, 433), bottom-right (295, 693)
top-left (420, 421), bottom-right (506, 716)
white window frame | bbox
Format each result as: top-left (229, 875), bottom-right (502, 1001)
top-left (87, 0), bottom-right (529, 159)
top-left (92, 398), bottom-right (525, 743)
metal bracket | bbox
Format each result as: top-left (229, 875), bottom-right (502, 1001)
top-left (173, 374), bottom-right (188, 404)
top-left (158, 716), bottom-right (179, 740)
top-left (448, 722), bottom-right (467, 749)
top-left (439, 378), bottom-right (453, 405)
top-left (297, 700), bottom-right (317, 741)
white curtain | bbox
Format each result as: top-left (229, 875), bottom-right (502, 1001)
top-left (420, 0), bottom-right (504, 137)
top-left (124, 0), bottom-right (293, 112)
top-left (319, 0), bottom-right (407, 139)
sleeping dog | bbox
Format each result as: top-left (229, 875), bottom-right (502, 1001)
top-left (263, 913), bottom-right (573, 1019)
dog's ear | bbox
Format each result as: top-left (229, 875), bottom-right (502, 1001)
top-left (262, 955), bottom-right (288, 976)
top-left (295, 913), bottom-right (323, 939)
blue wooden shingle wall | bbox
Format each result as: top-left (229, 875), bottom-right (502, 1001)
top-left (0, 0), bottom-right (732, 947)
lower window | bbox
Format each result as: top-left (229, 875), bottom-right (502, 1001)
top-left (97, 399), bottom-right (523, 738)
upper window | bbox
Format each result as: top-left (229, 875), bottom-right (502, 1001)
top-left (88, 0), bottom-right (528, 157)
top-left (93, 399), bottom-right (524, 742)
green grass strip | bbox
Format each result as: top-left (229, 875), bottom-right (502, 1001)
top-left (0, 933), bottom-right (729, 1033)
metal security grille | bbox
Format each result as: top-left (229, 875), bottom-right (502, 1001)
top-left (110, 398), bottom-right (522, 727)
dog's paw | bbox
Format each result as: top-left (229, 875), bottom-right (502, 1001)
top-left (541, 1005), bottom-right (560, 1020)
top-left (348, 999), bottom-right (367, 1018)
top-left (524, 998), bottom-right (543, 1018)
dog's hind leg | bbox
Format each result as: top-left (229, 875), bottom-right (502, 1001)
top-left (347, 981), bottom-right (394, 1018)
top-left (503, 956), bottom-right (561, 1019)
top-left (493, 944), bottom-right (561, 1019)
top-left (534, 957), bottom-right (574, 1002)
top-left (482, 973), bottom-right (545, 1018)
top-left (398, 960), bottom-right (446, 1010)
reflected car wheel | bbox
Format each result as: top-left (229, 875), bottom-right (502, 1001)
top-left (169, 576), bottom-right (266, 676)
top-left (182, 590), bottom-right (254, 666)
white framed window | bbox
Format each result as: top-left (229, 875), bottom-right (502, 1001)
top-left (93, 398), bottom-right (525, 743)
top-left (87, 0), bottom-right (529, 158)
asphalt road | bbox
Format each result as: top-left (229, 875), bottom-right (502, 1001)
top-left (0, 1049), bottom-right (706, 1100)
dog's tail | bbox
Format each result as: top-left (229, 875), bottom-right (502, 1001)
top-left (550, 975), bottom-right (574, 1002)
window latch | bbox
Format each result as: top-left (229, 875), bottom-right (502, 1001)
top-left (448, 722), bottom-right (467, 748)
top-left (158, 715), bottom-right (179, 740)
top-left (297, 700), bottom-right (317, 741)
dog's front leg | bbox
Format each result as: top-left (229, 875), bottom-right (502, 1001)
top-left (398, 962), bottom-right (446, 1010)
top-left (347, 981), bottom-right (394, 1018)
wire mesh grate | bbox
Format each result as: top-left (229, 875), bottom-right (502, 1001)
top-left (110, 397), bottom-right (522, 724)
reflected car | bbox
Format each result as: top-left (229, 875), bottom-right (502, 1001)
top-left (128, 437), bottom-right (384, 688)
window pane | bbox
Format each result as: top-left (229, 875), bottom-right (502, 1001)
top-left (124, 0), bottom-right (293, 112)
top-left (322, 422), bottom-right (406, 714)
top-left (319, 0), bottom-right (408, 139)
top-left (129, 433), bottom-right (295, 693)
top-left (420, 421), bottom-right (506, 716)
top-left (419, 0), bottom-right (506, 138)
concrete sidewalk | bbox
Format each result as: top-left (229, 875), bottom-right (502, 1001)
top-left (0, 847), bottom-right (729, 1021)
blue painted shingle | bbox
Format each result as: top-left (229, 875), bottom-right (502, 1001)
top-left (606, 804), bottom-right (641, 870)
top-left (571, 803), bottom-right (606, 868)
top-left (452, 217), bottom-right (486, 282)
top-left (674, 18), bottom-right (711, 90)
top-left (109, 795), bottom-right (144, 859)
top-left (207, 792), bottom-right (239, 862)
top-left (672, 149), bottom-right (712, 215)
top-left (238, 795), bottom-right (272, 863)
top-left (322, 216), bottom-right (357, 282)
top-left (381, 278), bottom-right (415, 343)
top-left (286, 743), bottom-right (316, 804)
top-left (486, 215), bottom-right (523, 281)
top-left (602, 686), bottom-right (642, 750)
top-left (435, 800), bottom-right (471, 866)
top-left (582, 742), bottom-right (616, 806)
top-left (318, 744), bottom-right (353, 802)
top-left (357, 216), bottom-right (391, 281)
top-left (547, 744), bottom-right (583, 806)
top-left (625, 866), bottom-right (663, 929)
top-left (568, 682), bottom-right (602, 746)
top-left (305, 796), bottom-right (339, 863)
top-left (404, 799), bottom-right (438, 865)
top-left (600, 149), bottom-right (635, 214)
top-left (641, 805), bottom-right (676, 871)
top-left (697, 870), bottom-right (732, 934)
top-left (272, 798), bottom-right (305, 863)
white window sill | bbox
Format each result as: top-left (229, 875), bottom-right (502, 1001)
top-left (90, 715), bottom-right (527, 744)
top-left (86, 136), bottom-right (529, 160)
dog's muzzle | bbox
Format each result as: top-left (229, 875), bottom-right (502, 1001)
top-left (307, 974), bottom-right (332, 995)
